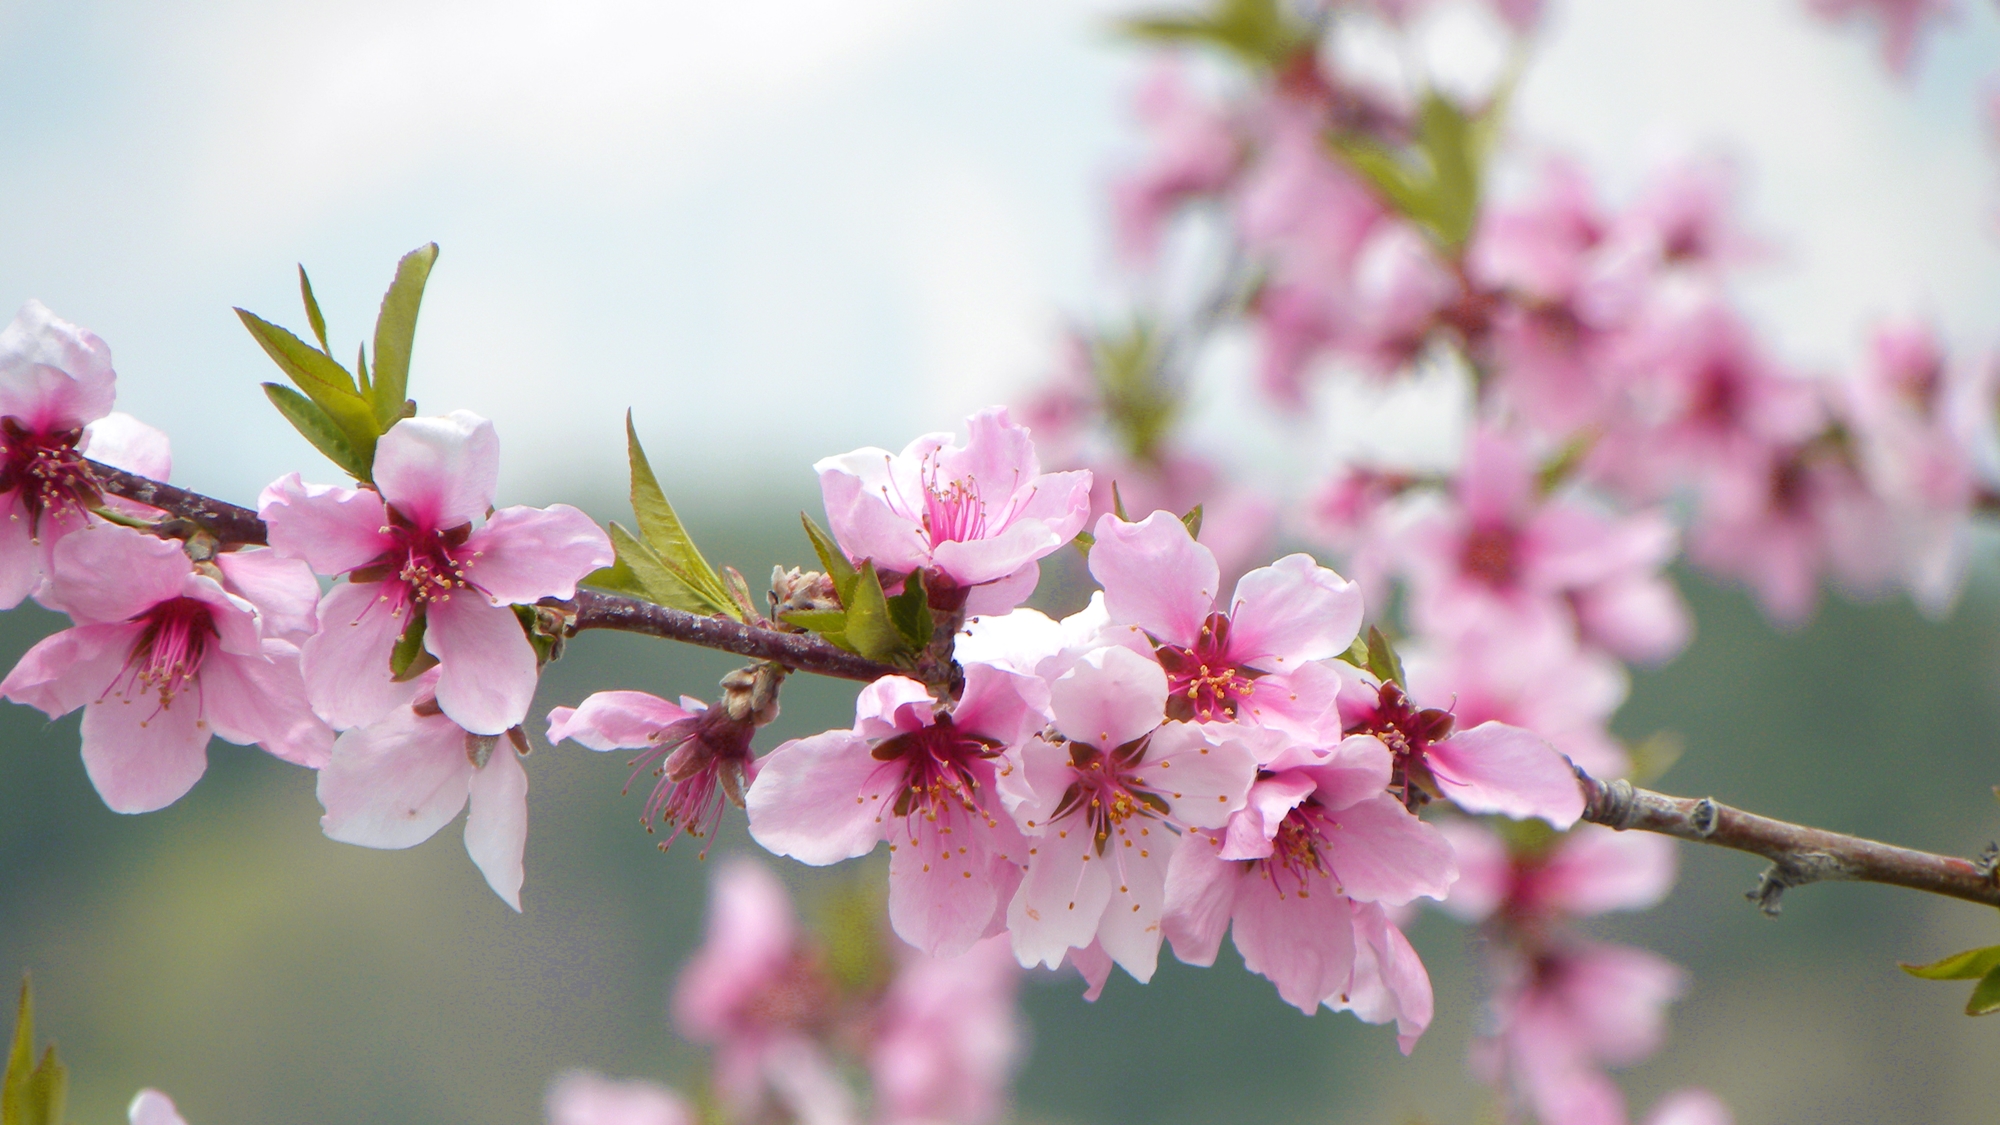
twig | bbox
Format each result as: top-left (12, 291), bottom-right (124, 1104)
top-left (82, 459), bottom-right (896, 685)
top-left (1578, 770), bottom-right (2000, 914)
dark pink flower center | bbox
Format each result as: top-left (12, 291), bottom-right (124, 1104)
top-left (124, 596), bottom-right (218, 705)
top-left (871, 713), bottom-right (1005, 827)
top-left (624, 709), bottom-right (756, 855)
top-left (1047, 738), bottom-right (1170, 854)
top-left (1259, 800), bottom-right (1337, 899)
top-left (911, 453), bottom-right (1028, 549)
top-left (350, 506), bottom-right (477, 609)
top-left (1345, 680), bottom-right (1456, 810)
top-left (1460, 524), bottom-right (1520, 588)
top-left (1156, 611), bottom-right (1256, 722)
top-left (0, 418), bottom-right (94, 536)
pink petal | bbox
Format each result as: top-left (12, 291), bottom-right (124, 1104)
top-left (950, 662), bottom-right (1049, 747)
top-left (301, 580), bottom-right (414, 731)
top-left (1539, 824), bottom-right (1679, 915)
top-left (672, 858), bottom-right (797, 1038)
top-left (79, 688), bottom-right (210, 814)
top-left (1300, 734), bottom-right (1395, 810)
top-left (1224, 553), bottom-right (1364, 669)
top-left (953, 607), bottom-right (1063, 676)
top-left (1230, 870), bottom-right (1357, 1014)
top-left (317, 704), bottom-right (472, 849)
top-left (1643, 1089), bottom-right (1734, 1125)
top-left (463, 504), bottom-right (613, 603)
top-left (1049, 646), bottom-right (1167, 751)
top-left (426, 593), bottom-right (539, 735)
top-left (180, 576), bottom-right (264, 658)
top-left (930, 523), bottom-right (1066, 588)
top-left (744, 730), bottom-right (890, 864)
top-left (1088, 510), bottom-right (1219, 648)
top-left (934, 406), bottom-right (1041, 489)
top-left (997, 736), bottom-right (1071, 835)
top-left (0, 300), bottom-right (115, 429)
top-left (1235, 660), bottom-right (1347, 744)
top-left (1005, 821), bottom-right (1111, 969)
top-left (814, 445), bottom-right (934, 576)
top-left (372, 411), bottom-right (500, 530)
top-left (1092, 844), bottom-right (1172, 982)
top-left (1218, 771), bottom-right (1316, 861)
top-left (257, 472), bottom-right (393, 576)
top-left (1161, 831), bottom-right (1242, 967)
top-left (0, 498), bottom-right (42, 610)
top-left (853, 675), bottom-right (936, 742)
top-left (1428, 721), bottom-right (1585, 828)
top-left (200, 644), bottom-right (334, 768)
top-left (82, 412), bottom-right (170, 481)
top-left (1141, 721), bottom-right (1256, 830)
top-left (959, 559), bottom-right (1041, 616)
top-left (1067, 940), bottom-right (1114, 1001)
top-left (1434, 820), bottom-right (1511, 923)
top-left (47, 525), bottom-right (191, 624)
top-left (1342, 902), bottom-right (1433, 1054)
top-left (548, 690), bottom-right (696, 751)
top-left (0, 621), bottom-right (134, 718)
top-left (127, 1089), bottom-right (190, 1125)
top-left (1320, 794), bottom-right (1457, 905)
top-left (887, 811), bottom-right (1021, 958)
top-left (213, 550), bottom-right (321, 644)
top-left (546, 1072), bottom-right (693, 1125)
top-left (466, 743), bottom-right (530, 911)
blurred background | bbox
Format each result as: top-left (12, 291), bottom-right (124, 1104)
top-left (4, 0), bottom-right (2000, 1122)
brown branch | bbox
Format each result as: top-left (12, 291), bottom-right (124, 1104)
top-left (82, 459), bottom-right (897, 685)
top-left (1578, 770), bottom-right (2000, 914)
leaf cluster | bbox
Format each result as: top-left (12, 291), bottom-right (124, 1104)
top-left (2, 980), bottom-right (65, 1125)
top-left (1341, 625), bottom-right (1406, 689)
top-left (238, 243), bottom-right (438, 481)
top-left (584, 416), bottom-right (743, 622)
top-left (1329, 93), bottom-right (1502, 253)
top-left (783, 517), bottom-right (933, 669)
top-left (1901, 944), bottom-right (2000, 1016)
top-left (1121, 0), bottom-right (1313, 71)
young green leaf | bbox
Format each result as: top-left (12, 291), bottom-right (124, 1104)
top-left (886, 569), bottom-right (935, 650)
top-left (581, 557), bottom-right (654, 600)
top-left (238, 308), bottom-right (382, 461)
top-left (389, 614), bottom-right (437, 682)
top-left (1328, 91), bottom-right (1490, 252)
top-left (1122, 0), bottom-right (1308, 70)
top-left (370, 243), bottom-right (438, 429)
top-left (1181, 504), bottom-right (1204, 540)
top-left (626, 414), bottom-right (739, 620)
top-left (844, 560), bottom-right (907, 665)
top-left (608, 523), bottom-right (727, 616)
top-left (262, 383), bottom-right (370, 480)
top-left (780, 608), bottom-right (853, 653)
top-left (1900, 944), bottom-right (2000, 981)
top-left (1072, 528), bottom-right (1096, 559)
top-left (800, 513), bottom-right (860, 605)
top-left (2, 978), bottom-right (67, 1125)
top-left (1968, 966), bottom-right (2000, 1016)
top-left (299, 265), bottom-right (330, 354)
top-left (1364, 626), bottom-right (1407, 690)
top-left (1112, 481), bottom-right (1130, 522)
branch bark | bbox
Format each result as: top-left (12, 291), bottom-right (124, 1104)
top-left (1578, 770), bottom-right (2000, 913)
top-left (82, 459), bottom-right (896, 684)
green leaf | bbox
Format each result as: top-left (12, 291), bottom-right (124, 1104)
top-left (299, 265), bottom-right (330, 354)
top-left (1090, 320), bottom-right (1176, 465)
top-left (625, 415), bottom-right (738, 619)
top-left (581, 557), bottom-right (654, 600)
top-left (779, 609), bottom-right (851, 647)
top-left (1181, 504), bottom-right (1204, 540)
top-left (1072, 529), bottom-right (1096, 559)
top-left (608, 523), bottom-right (722, 616)
top-left (238, 308), bottom-right (381, 463)
top-left (1121, 0), bottom-right (1309, 70)
top-left (800, 513), bottom-right (859, 605)
top-left (1968, 965), bottom-right (2000, 1016)
top-left (389, 614), bottom-right (436, 681)
top-left (262, 383), bottom-right (370, 480)
top-left (1328, 91), bottom-right (1492, 252)
top-left (2, 978), bottom-right (67, 1125)
top-left (844, 560), bottom-right (906, 665)
top-left (370, 243), bottom-right (438, 429)
top-left (1364, 626), bottom-right (1407, 690)
top-left (886, 569), bottom-right (934, 650)
top-left (1111, 480), bottom-right (1130, 523)
top-left (1901, 944), bottom-right (2000, 981)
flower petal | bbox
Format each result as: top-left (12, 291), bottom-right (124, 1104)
top-left (1088, 510), bottom-right (1219, 648)
top-left (79, 688), bottom-right (210, 814)
top-left (47, 525), bottom-right (190, 624)
top-left (1005, 825), bottom-right (1111, 970)
top-left (127, 1089), bottom-right (190, 1125)
top-left (82, 412), bottom-right (171, 481)
top-left (258, 472), bottom-right (393, 576)
top-left (426, 593), bottom-right (539, 735)
top-left (548, 690), bottom-right (696, 751)
top-left (1338, 902), bottom-right (1434, 1054)
top-left (372, 411), bottom-right (500, 530)
top-left (0, 300), bottom-right (115, 429)
top-left (466, 743), bottom-right (530, 911)
top-left (745, 730), bottom-right (890, 865)
top-left (1141, 721), bottom-right (1256, 830)
top-left (0, 621), bottom-right (133, 718)
top-left (213, 550), bottom-right (321, 644)
top-left (1321, 794), bottom-right (1458, 905)
top-left (1093, 843), bottom-right (1172, 983)
top-left (317, 704), bottom-right (471, 849)
top-left (1225, 553), bottom-right (1365, 669)
top-left (300, 580), bottom-right (413, 731)
top-left (1428, 721), bottom-right (1585, 827)
top-left (201, 644), bottom-right (334, 768)
top-left (463, 504), bottom-right (613, 604)
top-left (1049, 645), bottom-right (1166, 751)
top-left (1161, 830), bottom-right (1242, 968)
top-left (1230, 869), bottom-right (1356, 1014)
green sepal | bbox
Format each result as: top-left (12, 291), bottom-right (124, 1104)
top-left (1181, 504), bottom-right (1204, 540)
top-left (1121, 0), bottom-right (1310, 70)
top-left (1967, 966), bottom-right (2000, 1016)
top-left (370, 243), bottom-right (438, 429)
top-left (513, 603), bottom-right (558, 664)
top-left (1536, 432), bottom-right (1596, 495)
top-left (1340, 636), bottom-right (1370, 668)
top-left (1072, 529), bottom-right (1096, 559)
top-left (1900, 944), bottom-right (2000, 981)
top-left (608, 522), bottom-right (723, 616)
top-left (389, 613), bottom-right (436, 682)
top-left (800, 513), bottom-right (860, 605)
top-left (1363, 626), bottom-right (1407, 690)
top-left (625, 415), bottom-right (738, 619)
top-left (262, 383), bottom-right (370, 481)
top-left (844, 559), bottom-right (907, 665)
top-left (239, 308), bottom-right (382, 470)
top-left (299, 265), bottom-right (330, 354)
top-left (2, 978), bottom-right (68, 1125)
top-left (886, 569), bottom-right (934, 650)
top-left (1111, 480), bottom-right (1130, 522)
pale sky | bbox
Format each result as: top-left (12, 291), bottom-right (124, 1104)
top-left (0, 0), bottom-right (1993, 511)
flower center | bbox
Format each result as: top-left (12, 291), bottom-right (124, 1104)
top-left (1049, 738), bottom-right (1170, 854)
top-left (1156, 612), bottom-right (1256, 722)
top-left (871, 713), bottom-right (1005, 827)
top-left (0, 418), bottom-right (94, 536)
top-left (1345, 680), bottom-right (1455, 810)
top-left (1460, 524), bottom-right (1519, 588)
top-left (126, 596), bottom-right (218, 705)
top-left (350, 506), bottom-right (476, 610)
top-left (1259, 800), bottom-right (1336, 899)
top-left (623, 710), bottom-right (756, 856)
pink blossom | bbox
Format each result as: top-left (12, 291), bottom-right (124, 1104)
top-left (747, 665), bottom-right (1047, 957)
top-left (1471, 161), bottom-right (1608, 306)
top-left (260, 410), bottom-right (612, 734)
top-left (673, 859), bottom-right (856, 1125)
top-left (545, 1074), bottom-right (692, 1125)
top-left (815, 407), bottom-right (1091, 614)
top-left (1437, 820), bottom-right (1679, 926)
top-left (1644, 1089), bottom-right (1734, 1125)
top-left (1161, 732), bottom-right (1453, 1035)
top-left (1088, 509), bottom-right (1361, 735)
top-left (128, 1090), bottom-right (190, 1125)
top-left (0, 301), bottom-right (170, 609)
top-left (1583, 160), bottom-right (1760, 322)
top-left (1336, 223), bottom-right (1461, 375)
top-left (548, 690), bottom-right (752, 850)
top-left (1000, 645), bottom-right (1258, 982)
top-left (1112, 60), bottom-right (1241, 265)
top-left (1807, 0), bottom-right (1957, 77)
top-left (1337, 667), bottom-right (1585, 827)
top-left (315, 668), bottom-right (530, 910)
top-left (1076, 450), bottom-right (1279, 583)
top-left (1403, 620), bottom-right (1634, 779)
top-left (870, 935), bottom-right (1024, 1125)
top-left (0, 525), bottom-right (330, 813)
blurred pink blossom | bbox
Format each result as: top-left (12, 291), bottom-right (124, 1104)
top-left (545, 1074), bottom-right (692, 1125)
top-left (870, 936), bottom-right (1025, 1125)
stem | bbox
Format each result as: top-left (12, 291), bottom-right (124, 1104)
top-left (1578, 770), bottom-right (2000, 914)
top-left (82, 458), bottom-right (896, 685)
